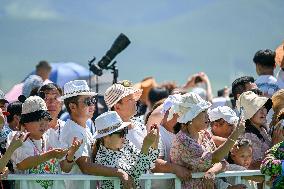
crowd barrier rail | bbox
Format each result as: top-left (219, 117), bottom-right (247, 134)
top-left (6, 170), bottom-right (270, 189)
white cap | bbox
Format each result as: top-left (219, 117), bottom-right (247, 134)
top-left (208, 106), bottom-right (239, 125)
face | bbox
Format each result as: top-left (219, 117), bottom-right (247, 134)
top-left (24, 117), bottom-right (50, 139)
top-left (115, 94), bottom-right (137, 119)
top-left (72, 95), bottom-right (96, 120)
top-left (191, 111), bottom-right (210, 131)
top-left (231, 146), bottom-right (253, 169)
top-left (244, 82), bottom-right (258, 92)
top-left (251, 106), bottom-right (267, 126)
top-left (103, 129), bottom-right (127, 150)
top-left (212, 119), bottom-right (234, 138)
top-left (43, 89), bottom-right (62, 118)
top-left (0, 101), bottom-right (7, 111)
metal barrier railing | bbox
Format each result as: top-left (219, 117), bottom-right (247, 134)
top-left (6, 170), bottom-right (270, 189)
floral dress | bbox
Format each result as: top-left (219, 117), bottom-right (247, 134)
top-left (170, 130), bottom-right (217, 189)
top-left (95, 139), bottom-right (159, 189)
top-left (260, 141), bottom-right (284, 189)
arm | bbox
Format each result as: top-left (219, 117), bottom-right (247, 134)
top-left (17, 148), bottom-right (66, 170)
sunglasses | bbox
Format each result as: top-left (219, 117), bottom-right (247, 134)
top-left (79, 97), bottom-right (96, 106)
top-left (111, 128), bottom-right (128, 138)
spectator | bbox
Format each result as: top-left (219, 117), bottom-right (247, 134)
top-left (38, 83), bottom-right (65, 148)
top-left (170, 92), bottom-right (245, 188)
top-left (7, 96), bottom-right (81, 189)
top-left (35, 60), bottom-right (52, 84)
top-left (208, 106), bottom-right (239, 147)
top-left (237, 91), bottom-right (283, 169)
top-left (94, 111), bottom-right (159, 189)
top-left (6, 101), bottom-right (22, 131)
top-left (60, 80), bottom-right (134, 189)
top-left (104, 82), bottom-right (147, 149)
top-left (253, 49), bottom-right (280, 97)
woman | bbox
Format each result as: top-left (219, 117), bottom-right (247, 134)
top-left (237, 91), bottom-right (283, 169)
top-left (94, 111), bottom-right (159, 189)
top-left (170, 92), bottom-right (245, 189)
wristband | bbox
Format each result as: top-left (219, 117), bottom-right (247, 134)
top-left (65, 154), bottom-right (75, 163)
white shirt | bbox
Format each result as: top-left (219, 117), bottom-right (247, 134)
top-left (7, 132), bottom-right (65, 189)
top-left (60, 119), bottom-right (94, 189)
top-left (158, 125), bottom-right (175, 162)
top-left (45, 119), bottom-right (65, 148)
top-left (126, 119), bottom-right (147, 150)
top-left (255, 75), bottom-right (280, 97)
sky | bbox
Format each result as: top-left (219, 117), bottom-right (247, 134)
top-left (0, 0), bottom-right (283, 94)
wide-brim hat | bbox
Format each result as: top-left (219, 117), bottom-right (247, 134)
top-left (237, 91), bottom-right (272, 120)
top-left (94, 111), bottom-right (131, 139)
top-left (20, 96), bottom-right (52, 124)
top-left (104, 84), bottom-right (142, 109)
top-left (61, 80), bottom-right (97, 100)
top-left (168, 92), bottom-right (211, 124)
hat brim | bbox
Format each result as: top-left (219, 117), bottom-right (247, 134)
top-left (94, 122), bottom-right (131, 139)
top-left (245, 97), bottom-right (270, 120)
top-left (107, 88), bottom-right (142, 109)
top-left (60, 91), bottom-right (97, 101)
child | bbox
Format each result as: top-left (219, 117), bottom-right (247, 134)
top-left (7, 96), bottom-right (81, 189)
top-left (227, 138), bottom-right (260, 189)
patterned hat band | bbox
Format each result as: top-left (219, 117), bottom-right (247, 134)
top-left (97, 122), bottom-right (123, 135)
top-left (64, 89), bottom-right (93, 96)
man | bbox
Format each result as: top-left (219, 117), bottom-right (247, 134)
top-left (60, 80), bottom-right (134, 189)
top-left (104, 82), bottom-right (147, 149)
top-left (208, 106), bottom-right (239, 147)
top-left (38, 83), bottom-right (65, 148)
top-left (35, 60), bottom-right (52, 84)
top-left (253, 49), bottom-right (280, 97)
top-left (231, 76), bottom-right (259, 109)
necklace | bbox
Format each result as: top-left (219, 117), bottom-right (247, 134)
top-left (29, 137), bottom-right (45, 153)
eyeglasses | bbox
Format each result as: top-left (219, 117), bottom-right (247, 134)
top-left (77, 97), bottom-right (96, 106)
top-left (110, 128), bottom-right (128, 138)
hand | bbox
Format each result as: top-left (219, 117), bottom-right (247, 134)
top-left (228, 184), bottom-right (247, 189)
top-left (172, 164), bottom-right (192, 181)
top-left (0, 167), bottom-right (9, 180)
top-left (198, 72), bottom-right (210, 83)
top-left (202, 171), bottom-right (215, 189)
top-left (183, 73), bottom-right (199, 89)
top-left (49, 148), bottom-right (68, 159)
top-left (236, 117), bottom-right (246, 136)
top-left (272, 121), bottom-right (284, 144)
top-left (117, 169), bottom-right (135, 189)
top-left (9, 132), bottom-right (29, 151)
top-left (143, 124), bottom-right (159, 149)
top-left (68, 137), bottom-right (83, 156)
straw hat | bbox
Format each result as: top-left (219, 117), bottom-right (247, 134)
top-left (20, 96), bottom-right (51, 124)
top-left (61, 80), bottom-right (97, 100)
top-left (236, 91), bottom-right (272, 120)
top-left (168, 92), bottom-right (211, 123)
top-left (104, 84), bottom-right (142, 109)
top-left (208, 106), bottom-right (239, 125)
top-left (94, 111), bottom-right (131, 139)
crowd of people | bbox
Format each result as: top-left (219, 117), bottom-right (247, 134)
top-left (0, 44), bottom-right (284, 189)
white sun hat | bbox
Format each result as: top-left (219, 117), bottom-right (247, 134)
top-left (236, 91), bottom-right (272, 120)
top-left (104, 84), bottom-right (142, 109)
top-left (94, 111), bottom-right (131, 139)
top-left (208, 106), bottom-right (239, 125)
top-left (20, 96), bottom-right (51, 124)
top-left (161, 93), bottom-right (183, 115)
top-left (61, 80), bottom-right (97, 100)
top-left (168, 92), bottom-right (211, 123)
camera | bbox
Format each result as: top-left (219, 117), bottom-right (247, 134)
top-left (89, 33), bottom-right (131, 76)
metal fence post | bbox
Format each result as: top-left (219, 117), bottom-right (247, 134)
top-left (174, 178), bottom-right (181, 189)
top-left (113, 179), bottom-right (121, 189)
